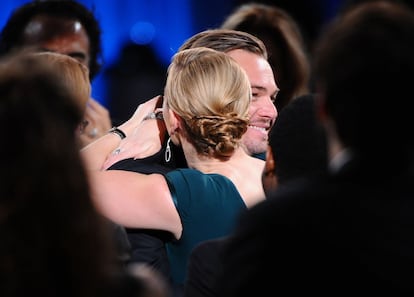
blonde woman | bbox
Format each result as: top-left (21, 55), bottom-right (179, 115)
top-left (81, 47), bottom-right (266, 288)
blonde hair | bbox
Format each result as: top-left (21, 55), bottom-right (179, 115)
top-left (164, 47), bottom-right (251, 158)
top-left (24, 51), bottom-right (90, 110)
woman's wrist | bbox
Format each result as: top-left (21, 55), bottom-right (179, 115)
top-left (108, 127), bottom-right (126, 139)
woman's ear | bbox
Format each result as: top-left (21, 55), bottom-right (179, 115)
top-left (165, 109), bottom-right (183, 146)
top-left (167, 109), bottom-right (181, 134)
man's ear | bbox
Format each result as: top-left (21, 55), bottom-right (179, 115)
top-left (262, 145), bottom-right (278, 195)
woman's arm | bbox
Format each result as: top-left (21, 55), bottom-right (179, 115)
top-left (88, 169), bottom-right (182, 239)
top-left (80, 95), bottom-right (182, 237)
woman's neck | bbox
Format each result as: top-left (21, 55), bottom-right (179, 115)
top-left (182, 141), bottom-right (251, 175)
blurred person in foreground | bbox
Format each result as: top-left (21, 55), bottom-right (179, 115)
top-left (0, 0), bottom-right (132, 263)
top-left (0, 52), bottom-right (168, 297)
top-left (217, 1), bottom-right (414, 296)
top-left (21, 51), bottom-right (92, 147)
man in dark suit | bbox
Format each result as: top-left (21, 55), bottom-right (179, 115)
top-left (217, 1), bottom-right (414, 296)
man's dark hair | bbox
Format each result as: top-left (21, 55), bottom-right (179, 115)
top-left (314, 0), bottom-right (414, 157)
top-left (0, 0), bottom-right (102, 79)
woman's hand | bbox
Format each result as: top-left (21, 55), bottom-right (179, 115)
top-left (102, 95), bottom-right (166, 169)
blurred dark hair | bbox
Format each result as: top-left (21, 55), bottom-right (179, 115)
top-left (221, 3), bottom-right (311, 110)
top-left (314, 1), bottom-right (414, 158)
top-left (0, 52), bottom-right (120, 297)
top-left (269, 94), bottom-right (327, 184)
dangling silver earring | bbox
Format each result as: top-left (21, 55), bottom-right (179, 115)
top-left (165, 137), bottom-right (172, 163)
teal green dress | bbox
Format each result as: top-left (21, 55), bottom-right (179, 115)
top-left (164, 168), bottom-right (247, 285)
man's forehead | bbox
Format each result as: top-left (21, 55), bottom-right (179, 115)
top-left (226, 49), bottom-right (278, 93)
top-left (23, 15), bottom-right (85, 42)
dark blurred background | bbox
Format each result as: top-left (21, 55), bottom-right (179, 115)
top-left (2, 0), bottom-right (404, 122)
